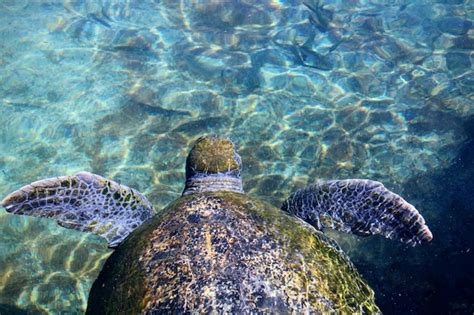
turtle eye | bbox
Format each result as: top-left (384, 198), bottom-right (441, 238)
top-left (195, 135), bottom-right (209, 143)
top-left (195, 134), bottom-right (222, 144)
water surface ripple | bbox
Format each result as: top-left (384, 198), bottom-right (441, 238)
top-left (0, 0), bottom-right (472, 313)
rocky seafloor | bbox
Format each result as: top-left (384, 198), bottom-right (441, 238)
top-left (0, 0), bottom-right (472, 313)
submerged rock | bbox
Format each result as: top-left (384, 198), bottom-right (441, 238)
top-left (445, 52), bottom-right (471, 73)
top-left (436, 17), bottom-right (473, 36)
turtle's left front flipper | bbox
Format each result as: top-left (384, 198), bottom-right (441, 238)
top-left (2, 172), bottom-right (154, 248)
top-left (282, 179), bottom-right (433, 246)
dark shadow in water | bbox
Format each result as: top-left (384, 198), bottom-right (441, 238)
top-left (0, 303), bottom-right (28, 315)
top-left (354, 116), bottom-right (474, 314)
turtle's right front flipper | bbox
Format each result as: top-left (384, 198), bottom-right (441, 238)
top-left (282, 179), bottom-right (433, 246)
top-left (2, 171), bottom-right (154, 248)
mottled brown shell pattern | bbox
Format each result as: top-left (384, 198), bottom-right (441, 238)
top-left (86, 192), bottom-right (379, 314)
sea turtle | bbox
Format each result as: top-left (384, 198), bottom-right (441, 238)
top-left (2, 135), bottom-right (432, 314)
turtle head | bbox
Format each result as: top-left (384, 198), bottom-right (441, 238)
top-left (183, 135), bottom-right (243, 195)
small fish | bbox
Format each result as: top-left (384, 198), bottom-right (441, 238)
top-left (303, 2), bottom-right (333, 33)
top-left (101, 7), bottom-right (112, 23)
top-left (307, 8), bottom-right (327, 32)
top-left (327, 36), bottom-right (348, 53)
top-left (131, 101), bottom-right (191, 117)
top-left (173, 116), bottom-right (229, 134)
top-left (87, 13), bottom-right (111, 28)
top-left (293, 45), bottom-right (333, 71)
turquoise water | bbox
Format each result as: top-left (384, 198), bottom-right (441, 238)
top-left (0, 0), bottom-right (472, 313)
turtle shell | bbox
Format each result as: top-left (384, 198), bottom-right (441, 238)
top-left (86, 192), bottom-right (379, 314)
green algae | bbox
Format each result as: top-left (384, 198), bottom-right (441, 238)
top-left (0, 0), bottom-right (470, 312)
top-left (214, 192), bottom-right (380, 313)
top-left (86, 205), bottom-right (176, 314)
top-left (186, 136), bottom-right (240, 175)
top-left (86, 191), bottom-right (379, 313)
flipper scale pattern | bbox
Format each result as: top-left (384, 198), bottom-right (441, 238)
top-left (282, 179), bottom-right (433, 246)
top-left (1, 171), bottom-right (154, 247)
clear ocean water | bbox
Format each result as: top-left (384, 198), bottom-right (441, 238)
top-left (0, 0), bottom-right (472, 313)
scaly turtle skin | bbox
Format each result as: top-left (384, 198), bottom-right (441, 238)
top-left (2, 135), bottom-right (432, 314)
